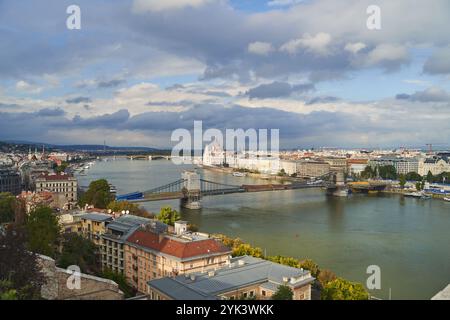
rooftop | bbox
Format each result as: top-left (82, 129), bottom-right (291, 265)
top-left (79, 213), bottom-right (114, 223)
top-left (126, 229), bottom-right (231, 261)
top-left (148, 256), bottom-right (314, 300)
top-left (36, 173), bottom-right (75, 181)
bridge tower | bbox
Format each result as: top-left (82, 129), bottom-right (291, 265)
top-left (181, 171), bottom-right (202, 210)
top-left (326, 168), bottom-right (349, 197)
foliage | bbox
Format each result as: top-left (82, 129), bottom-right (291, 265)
top-left (0, 227), bottom-right (46, 300)
top-left (55, 162), bottom-right (68, 174)
top-left (58, 233), bottom-right (99, 274)
top-left (278, 169), bottom-right (287, 177)
top-left (398, 174), bottom-right (406, 189)
top-left (272, 285), bottom-right (293, 300)
top-left (79, 179), bottom-right (113, 209)
top-left (25, 206), bottom-right (60, 258)
top-left (378, 165), bottom-right (397, 180)
top-left (361, 166), bottom-right (376, 179)
top-left (0, 192), bottom-right (16, 224)
top-left (299, 259), bottom-right (321, 278)
top-left (233, 243), bottom-right (264, 258)
top-left (100, 269), bottom-right (136, 299)
top-left (107, 200), bottom-right (153, 218)
top-left (321, 278), bottom-right (369, 300)
top-left (405, 172), bottom-right (422, 182)
top-left (267, 255), bottom-right (300, 268)
top-left (157, 206), bottom-right (180, 226)
top-left (317, 269), bottom-right (337, 287)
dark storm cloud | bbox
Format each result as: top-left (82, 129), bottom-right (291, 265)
top-left (72, 109), bottom-right (130, 128)
top-left (66, 96), bottom-right (92, 104)
top-left (246, 82), bottom-right (315, 99)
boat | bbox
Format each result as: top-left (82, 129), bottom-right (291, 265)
top-left (443, 197), bottom-right (450, 202)
top-left (404, 192), bottom-right (423, 198)
top-left (421, 195), bottom-right (432, 200)
top-left (232, 172), bottom-right (246, 177)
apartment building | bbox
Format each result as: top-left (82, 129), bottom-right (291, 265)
top-left (297, 160), bottom-right (330, 178)
top-left (101, 215), bottom-right (168, 275)
top-left (124, 227), bottom-right (232, 293)
top-left (147, 255), bottom-right (315, 300)
top-left (418, 157), bottom-right (450, 176)
top-left (79, 213), bottom-right (114, 246)
top-left (34, 173), bottom-right (78, 208)
top-left (369, 157), bottom-right (419, 175)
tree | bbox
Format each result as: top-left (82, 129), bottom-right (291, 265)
top-left (416, 182), bottom-right (423, 191)
top-left (321, 278), bottom-right (369, 300)
top-left (232, 243), bottom-right (263, 258)
top-left (100, 269), bottom-right (136, 298)
top-left (317, 269), bottom-right (337, 287)
top-left (398, 174), bottom-right (406, 189)
top-left (55, 162), bottom-right (68, 174)
top-left (0, 193), bottom-right (15, 224)
top-left (405, 172), bottom-right (422, 182)
top-left (26, 206), bottom-right (60, 258)
top-left (0, 227), bottom-right (46, 300)
top-left (107, 201), bottom-right (153, 218)
top-left (426, 171), bottom-right (434, 183)
top-left (299, 259), bottom-right (320, 278)
top-left (361, 166), bottom-right (376, 179)
top-left (157, 206), bottom-right (180, 226)
top-left (378, 165), bottom-right (397, 180)
top-left (272, 285), bottom-right (293, 300)
top-left (58, 233), bottom-right (99, 275)
top-left (79, 179), bottom-right (113, 209)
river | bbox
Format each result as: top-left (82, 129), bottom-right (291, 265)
top-left (78, 158), bottom-right (450, 300)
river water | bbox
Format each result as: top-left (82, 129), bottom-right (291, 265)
top-left (78, 158), bottom-right (450, 300)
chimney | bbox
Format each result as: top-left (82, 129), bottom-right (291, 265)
top-left (158, 233), bottom-right (165, 243)
top-left (190, 274), bottom-right (196, 282)
top-left (208, 271), bottom-right (215, 277)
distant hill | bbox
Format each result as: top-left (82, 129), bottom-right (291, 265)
top-left (0, 140), bottom-right (169, 153)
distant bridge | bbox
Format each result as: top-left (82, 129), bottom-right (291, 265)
top-left (116, 171), bottom-right (337, 209)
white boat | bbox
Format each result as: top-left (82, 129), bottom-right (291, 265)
top-left (444, 197), bottom-right (450, 202)
top-left (404, 192), bottom-right (423, 198)
top-left (232, 172), bottom-right (246, 177)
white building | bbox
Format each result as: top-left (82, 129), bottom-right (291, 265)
top-left (203, 141), bottom-right (225, 167)
top-left (418, 157), bottom-right (450, 176)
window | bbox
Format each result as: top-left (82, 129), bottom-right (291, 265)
top-left (250, 291), bottom-right (254, 297)
top-left (243, 292), bottom-right (248, 298)
top-left (262, 290), bottom-right (266, 296)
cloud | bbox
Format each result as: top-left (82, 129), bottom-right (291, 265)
top-left (268, 0), bottom-right (305, 6)
top-left (15, 81), bottom-right (43, 94)
top-left (246, 82), bottom-right (315, 99)
top-left (132, 0), bottom-right (215, 12)
top-left (423, 46), bottom-right (450, 75)
top-left (66, 97), bottom-right (92, 104)
top-left (306, 96), bottom-right (340, 105)
top-left (396, 87), bottom-right (450, 102)
top-left (37, 108), bottom-right (66, 117)
top-left (280, 33), bottom-right (332, 56)
top-left (344, 42), bottom-right (366, 54)
top-left (97, 79), bottom-right (126, 89)
top-left (365, 44), bottom-right (409, 69)
top-left (248, 42), bottom-right (274, 56)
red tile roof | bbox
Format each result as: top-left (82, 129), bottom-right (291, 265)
top-left (126, 230), bottom-right (231, 260)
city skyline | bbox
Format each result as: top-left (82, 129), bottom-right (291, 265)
top-left (1, 0), bottom-right (450, 148)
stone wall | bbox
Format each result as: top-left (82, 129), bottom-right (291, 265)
top-left (39, 255), bottom-right (124, 300)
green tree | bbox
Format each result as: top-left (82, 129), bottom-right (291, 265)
top-left (272, 285), bottom-right (293, 300)
top-left (0, 280), bottom-right (17, 300)
top-left (100, 269), bottom-right (136, 299)
top-left (0, 193), bottom-right (15, 224)
top-left (157, 206), bottom-right (180, 226)
top-left (79, 179), bottom-right (113, 209)
top-left (0, 227), bottom-right (46, 300)
top-left (378, 165), bottom-right (397, 180)
top-left (321, 278), bottom-right (369, 300)
top-left (361, 166), bottom-right (375, 179)
top-left (398, 174), bottom-right (406, 189)
top-left (415, 182), bottom-right (423, 191)
top-left (58, 233), bottom-right (99, 274)
top-left (55, 162), bottom-right (68, 174)
top-left (405, 172), bottom-right (422, 181)
top-left (426, 171), bottom-right (434, 183)
top-left (232, 243), bottom-right (263, 258)
top-left (26, 206), bottom-right (60, 258)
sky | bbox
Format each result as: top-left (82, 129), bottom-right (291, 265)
top-left (0, 0), bottom-right (450, 149)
